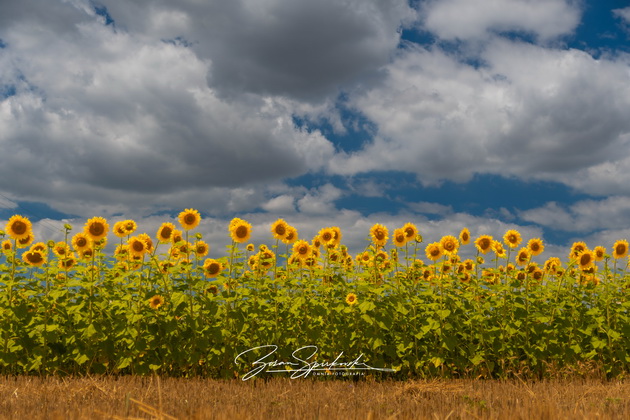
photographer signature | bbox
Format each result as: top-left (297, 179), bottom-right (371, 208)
top-left (234, 345), bottom-right (397, 381)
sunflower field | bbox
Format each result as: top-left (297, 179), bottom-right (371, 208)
top-left (0, 210), bottom-right (628, 379)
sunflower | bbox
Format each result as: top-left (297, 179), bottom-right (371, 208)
top-left (171, 229), bottom-right (183, 244)
top-left (569, 241), bottom-right (588, 259)
top-left (58, 255), bottom-right (77, 270)
top-left (439, 235), bottom-right (459, 256)
top-left (149, 295), bottom-right (164, 310)
top-left (271, 219), bottom-right (289, 240)
top-left (114, 244), bottom-right (128, 260)
top-left (156, 222), bottom-right (175, 243)
top-left (194, 240), bottom-right (210, 258)
top-left (22, 250), bottom-right (46, 267)
top-left (71, 232), bottom-right (92, 252)
top-left (16, 233), bottom-right (34, 248)
top-left (345, 292), bottom-right (358, 306)
top-left (128, 236), bottom-right (149, 258)
top-left (203, 258), bottom-right (223, 278)
top-left (474, 235), bottom-right (494, 254)
top-left (29, 242), bottom-right (47, 253)
top-left (318, 227), bottom-right (336, 247)
top-left (425, 242), bottom-right (443, 262)
top-left (282, 225), bottom-right (298, 244)
top-left (330, 226), bottom-right (342, 246)
top-left (124, 220), bottom-right (137, 235)
top-left (2, 239), bottom-right (12, 252)
top-left (178, 208), bottom-right (201, 231)
top-left (593, 246), bottom-right (606, 261)
top-left (492, 240), bottom-right (506, 258)
top-left (369, 224), bottom-right (389, 248)
top-left (543, 257), bottom-right (561, 274)
top-left (531, 268), bottom-right (544, 282)
top-left (577, 250), bottom-right (595, 271)
top-left (402, 223), bottom-right (418, 242)
top-left (246, 243), bottom-right (255, 252)
top-left (84, 217), bottom-right (109, 241)
top-left (113, 221), bottom-right (128, 238)
top-left (503, 229), bottom-right (522, 249)
top-left (5, 215), bottom-right (32, 240)
top-left (229, 218), bottom-right (252, 244)
top-left (527, 238), bottom-right (544, 256)
top-left (392, 228), bottom-right (407, 247)
top-left (137, 233), bottom-right (154, 253)
top-left (612, 239), bottom-right (629, 259)
top-left (459, 227), bottom-right (471, 245)
top-left (516, 248), bottom-right (530, 266)
top-left (258, 249), bottom-right (275, 269)
top-left (292, 240), bottom-right (312, 260)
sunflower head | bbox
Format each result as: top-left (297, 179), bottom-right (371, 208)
top-left (72, 232), bottom-right (92, 252)
top-left (128, 236), bottom-right (149, 258)
top-left (474, 235), bottom-right (494, 254)
top-left (569, 241), bottom-right (588, 259)
top-left (577, 250), bottom-right (595, 271)
top-left (318, 227), bottom-right (336, 246)
top-left (503, 229), bottom-right (522, 249)
top-left (516, 247), bottom-right (531, 266)
top-left (178, 208), bottom-right (201, 231)
top-left (345, 292), bottom-right (358, 306)
top-left (194, 240), bottom-right (210, 258)
top-left (459, 228), bottom-right (471, 245)
top-left (425, 242), bottom-right (443, 262)
top-left (113, 221), bottom-right (128, 238)
top-left (149, 295), bottom-right (165, 310)
top-left (271, 219), bottom-right (289, 240)
top-left (439, 235), bottom-right (459, 255)
top-left (527, 238), bottom-right (544, 256)
top-left (23, 250), bottom-right (46, 267)
top-left (1, 239), bottom-right (12, 252)
top-left (203, 258), bottom-right (223, 278)
top-left (229, 218), bottom-right (252, 244)
top-left (282, 226), bottom-right (298, 244)
top-left (593, 246), bottom-right (606, 261)
top-left (84, 217), bottom-right (109, 241)
top-left (369, 224), bottom-right (389, 247)
top-left (612, 239), bottom-right (628, 259)
top-left (6, 215), bottom-right (32, 241)
top-left (403, 223), bottom-right (418, 241)
top-left (292, 240), bottom-right (312, 260)
top-left (156, 222), bottom-right (175, 243)
top-left (392, 228), bottom-right (407, 247)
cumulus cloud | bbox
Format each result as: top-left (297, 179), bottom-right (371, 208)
top-left (328, 39), bottom-right (630, 194)
top-left (421, 0), bottom-right (581, 42)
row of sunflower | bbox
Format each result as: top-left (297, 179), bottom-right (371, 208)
top-left (0, 210), bottom-right (628, 378)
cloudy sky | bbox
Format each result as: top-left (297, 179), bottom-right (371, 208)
top-left (2, 0), bottom-right (630, 259)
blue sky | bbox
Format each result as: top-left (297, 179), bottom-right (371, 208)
top-left (2, 0), bottom-right (630, 259)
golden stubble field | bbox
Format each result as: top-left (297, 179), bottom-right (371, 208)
top-left (0, 375), bottom-right (628, 420)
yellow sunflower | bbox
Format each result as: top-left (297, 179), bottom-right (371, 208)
top-left (71, 232), bottom-right (92, 252)
top-left (113, 221), bottom-right (128, 238)
top-left (271, 219), bottom-right (289, 241)
top-left (569, 241), bottom-right (588, 259)
top-left (58, 255), bottom-right (77, 270)
top-left (229, 218), bottom-right (252, 244)
top-left (84, 217), bottom-right (109, 241)
top-left (425, 242), bottom-right (443, 262)
top-left (22, 250), bottom-right (46, 267)
top-left (527, 238), bottom-right (544, 256)
top-left (178, 208), bottom-right (201, 231)
top-left (149, 295), bottom-right (164, 310)
top-left (345, 292), bottom-right (358, 306)
top-left (330, 226), bottom-right (342, 246)
top-left (203, 258), bottom-right (223, 278)
top-left (282, 225), bottom-right (298, 244)
top-left (612, 239), bottom-right (629, 259)
top-left (369, 224), bottom-right (389, 248)
top-left (5, 215), bottom-right (32, 241)
top-left (292, 240), bottom-right (312, 260)
top-left (492, 240), bottom-right (507, 258)
top-left (152, 222), bottom-right (173, 243)
top-left (577, 250), bottom-right (595, 271)
top-left (128, 236), bottom-right (149, 258)
top-left (124, 220), bottom-right (137, 235)
top-left (593, 246), bottom-right (606, 261)
top-left (171, 229), bottom-right (183, 245)
top-left (194, 240), bottom-right (210, 258)
top-left (515, 247), bottom-right (530, 266)
top-left (16, 233), bottom-right (34, 249)
top-left (392, 228), bottom-right (407, 247)
top-left (503, 229), bottom-right (522, 249)
top-left (439, 235), bottom-right (459, 256)
top-left (403, 223), bottom-right (418, 242)
top-left (459, 227), bottom-right (471, 245)
top-left (474, 235), bottom-right (494, 254)
top-left (319, 227), bottom-right (337, 247)
top-left (2, 239), bottom-right (12, 252)
top-left (543, 257), bottom-right (561, 274)
top-left (137, 233), bottom-right (154, 253)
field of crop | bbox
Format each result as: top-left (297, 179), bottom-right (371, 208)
top-left (0, 210), bottom-right (628, 380)
top-left (0, 375), bottom-right (628, 419)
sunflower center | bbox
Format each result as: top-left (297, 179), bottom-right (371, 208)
top-left (89, 223), bottom-right (105, 237)
top-left (375, 230), bottom-right (385, 240)
top-left (12, 221), bottom-right (27, 235)
top-left (27, 252), bottom-right (43, 264)
top-left (580, 254), bottom-right (591, 266)
top-left (616, 244), bottom-right (626, 255)
top-left (77, 238), bottom-right (87, 247)
top-left (184, 214), bottom-right (196, 225)
top-left (235, 225), bottom-right (248, 238)
top-left (132, 241), bottom-right (145, 252)
top-left (275, 225), bottom-right (286, 236)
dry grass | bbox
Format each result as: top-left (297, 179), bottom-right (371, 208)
top-left (0, 375), bottom-right (628, 419)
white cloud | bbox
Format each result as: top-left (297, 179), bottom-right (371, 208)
top-left (328, 39), bottom-right (630, 194)
top-left (613, 7), bottom-right (630, 24)
top-left (421, 0), bottom-right (581, 42)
